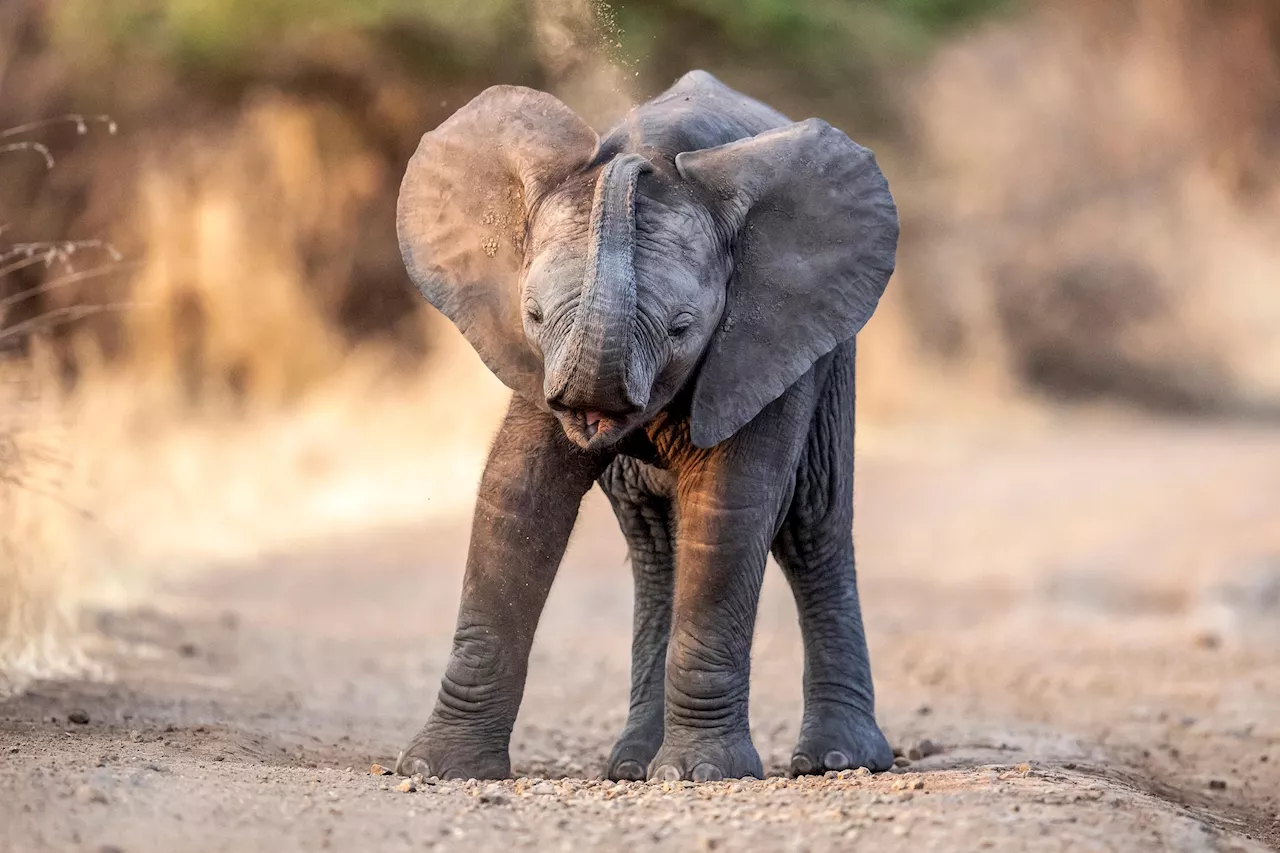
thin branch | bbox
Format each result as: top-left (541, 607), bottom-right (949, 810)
top-left (0, 241), bottom-right (123, 276)
top-left (0, 253), bottom-right (52, 280)
top-left (0, 114), bottom-right (117, 139)
top-left (0, 261), bottom-right (142, 314)
top-left (0, 141), bottom-right (54, 169)
top-left (0, 301), bottom-right (139, 342)
top-left (1, 240), bottom-right (123, 263)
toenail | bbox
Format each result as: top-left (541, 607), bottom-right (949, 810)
top-left (823, 750), bottom-right (851, 771)
top-left (397, 755), bottom-right (431, 778)
top-left (612, 760), bottom-right (645, 781)
top-left (792, 754), bottom-right (815, 775)
top-left (654, 764), bottom-right (683, 782)
top-left (691, 763), bottom-right (723, 783)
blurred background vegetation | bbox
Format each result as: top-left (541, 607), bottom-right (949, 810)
top-left (2, 0), bottom-right (1017, 404)
top-left (2, 0), bottom-right (1276, 416)
top-left (2, 0), bottom-right (1280, 682)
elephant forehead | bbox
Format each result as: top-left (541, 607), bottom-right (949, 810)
top-left (634, 188), bottom-right (722, 283)
top-left (523, 238), bottom-right (588, 301)
top-left (528, 176), bottom-right (596, 248)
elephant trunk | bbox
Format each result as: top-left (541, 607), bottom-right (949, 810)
top-left (545, 153), bottom-right (652, 413)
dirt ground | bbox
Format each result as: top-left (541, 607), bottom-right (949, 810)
top-left (2, 417), bottom-right (1279, 852)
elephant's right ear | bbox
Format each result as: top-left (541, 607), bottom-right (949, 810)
top-left (397, 86), bottom-right (599, 402)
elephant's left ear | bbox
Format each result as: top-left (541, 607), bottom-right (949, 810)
top-left (676, 119), bottom-right (898, 448)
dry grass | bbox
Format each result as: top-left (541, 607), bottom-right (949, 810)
top-left (0, 322), bottom-right (511, 696)
top-left (0, 117), bottom-right (121, 695)
top-left (0, 99), bottom-right (512, 694)
top-left (0, 345), bottom-right (98, 696)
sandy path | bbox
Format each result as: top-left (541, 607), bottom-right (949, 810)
top-left (2, 420), bottom-right (1278, 852)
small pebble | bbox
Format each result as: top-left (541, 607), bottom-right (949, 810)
top-left (907, 739), bottom-right (942, 761)
top-left (530, 781), bottom-right (556, 795)
top-left (479, 784), bottom-right (509, 805)
top-left (1207, 779), bottom-right (1227, 791)
top-left (1194, 631), bottom-right (1222, 650)
top-left (396, 779), bottom-right (417, 793)
top-left (67, 710), bottom-right (90, 725)
top-left (369, 763), bottom-right (393, 776)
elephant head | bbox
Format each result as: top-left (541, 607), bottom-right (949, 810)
top-left (397, 79), bottom-right (898, 450)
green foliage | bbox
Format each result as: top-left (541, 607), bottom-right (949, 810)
top-left (638, 0), bottom-right (1005, 49)
top-left (54, 0), bottom-right (525, 72)
top-left (55, 0), bottom-right (1012, 77)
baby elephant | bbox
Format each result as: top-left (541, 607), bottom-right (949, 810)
top-left (394, 70), bottom-right (898, 782)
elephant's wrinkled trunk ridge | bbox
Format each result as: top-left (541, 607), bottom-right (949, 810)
top-left (545, 153), bottom-right (652, 414)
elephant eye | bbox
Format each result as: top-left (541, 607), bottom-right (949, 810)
top-left (525, 300), bottom-right (544, 324)
top-left (668, 311), bottom-right (696, 338)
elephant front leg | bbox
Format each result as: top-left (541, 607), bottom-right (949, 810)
top-left (649, 398), bottom-right (812, 782)
top-left (648, 499), bottom-right (771, 782)
top-left (396, 397), bottom-right (602, 780)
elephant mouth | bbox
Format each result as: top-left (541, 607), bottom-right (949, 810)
top-left (555, 407), bottom-right (641, 450)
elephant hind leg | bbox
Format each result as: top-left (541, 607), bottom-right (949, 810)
top-left (772, 341), bottom-right (893, 775)
top-left (598, 456), bottom-right (676, 781)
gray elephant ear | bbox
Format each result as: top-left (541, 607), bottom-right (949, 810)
top-left (675, 119), bottom-right (898, 448)
top-left (397, 86), bottom-right (599, 402)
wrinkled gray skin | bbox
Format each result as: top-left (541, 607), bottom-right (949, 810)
top-left (394, 71), bottom-right (899, 782)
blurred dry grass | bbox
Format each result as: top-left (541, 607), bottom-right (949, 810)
top-left (1, 0), bottom-right (1278, 691)
top-left (0, 362), bottom-right (91, 694)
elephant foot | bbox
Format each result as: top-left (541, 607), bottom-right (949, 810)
top-left (606, 721), bottom-right (664, 781)
top-left (648, 730), bottom-right (763, 782)
top-left (790, 702), bottom-right (893, 776)
top-left (394, 722), bottom-right (510, 781)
